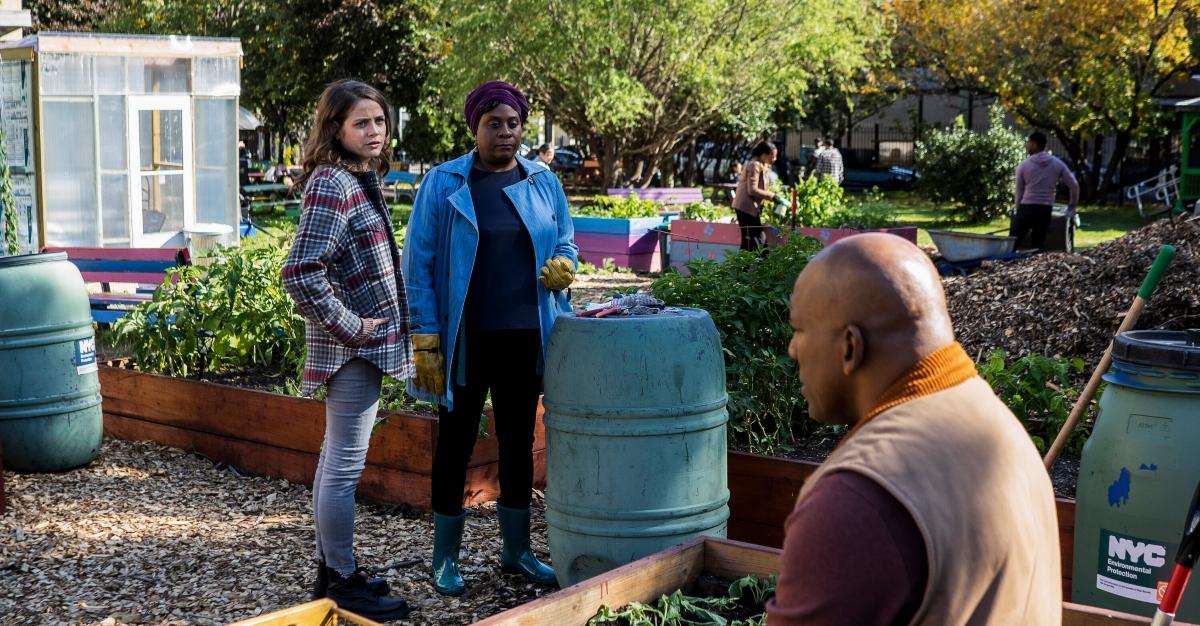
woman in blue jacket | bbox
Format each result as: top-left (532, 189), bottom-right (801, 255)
top-left (401, 80), bottom-right (577, 596)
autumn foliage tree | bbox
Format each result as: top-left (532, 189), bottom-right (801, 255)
top-left (433, 0), bottom-right (891, 187)
top-left (895, 0), bottom-right (1200, 202)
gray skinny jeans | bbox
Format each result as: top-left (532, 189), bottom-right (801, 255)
top-left (313, 358), bottom-right (382, 576)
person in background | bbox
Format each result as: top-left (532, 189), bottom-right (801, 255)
top-left (767, 233), bottom-right (1061, 625)
top-left (402, 79), bottom-right (576, 597)
top-left (732, 141), bottom-right (781, 251)
top-left (1012, 131), bottom-right (1079, 251)
top-left (772, 140), bottom-right (794, 186)
top-left (530, 143), bottom-right (555, 169)
top-left (281, 79), bottom-right (414, 622)
top-left (813, 137), bottom-right (844, 183)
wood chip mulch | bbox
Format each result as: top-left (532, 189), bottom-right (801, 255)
top-left (944, 218), bottom-right (1200, 373)
top-left (0, 439), bottom-right (555, 626)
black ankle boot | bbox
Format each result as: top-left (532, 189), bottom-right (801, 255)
top-left (312, 560), bottom-right (390, 600)
top-left (325, 567), bottom-right (410, 621)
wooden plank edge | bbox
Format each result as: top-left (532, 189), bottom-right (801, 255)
top-left (702, 536), bottom-right (781, 579)
top-left (472, 538), bottom-right (707, 626)
top-left (1062, 602), bottom-right (1196, 625)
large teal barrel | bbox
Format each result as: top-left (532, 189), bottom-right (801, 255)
top-left (543, 307), bottom-right (729, 587)
top-left (1072, 330), bottom-right (1200, 620)
top-left (0, 252), bottom-right (102, 472)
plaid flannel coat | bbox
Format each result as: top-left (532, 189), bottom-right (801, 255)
top-left (282, 165), bottom-right (414, 395)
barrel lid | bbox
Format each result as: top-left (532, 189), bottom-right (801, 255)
top-left (0, 251), bottom-right (67, 268)
top-left (1112, 330), bottom-right (1200, 372)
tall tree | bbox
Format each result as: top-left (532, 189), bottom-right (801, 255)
top-left (433, 0), bottom-right (891, 187)
top-left (97, 0), bottom-right (437, 161)
top-left (895, 0), bottom-right (1200, 202)
top-left (25, 0), bottom-right (120, 31)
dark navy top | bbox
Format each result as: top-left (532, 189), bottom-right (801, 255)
top-left (464, 165), bottom-right (540, 331)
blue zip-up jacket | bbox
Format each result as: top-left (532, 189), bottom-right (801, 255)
top-left (401, 151), bottom-right (577, 409)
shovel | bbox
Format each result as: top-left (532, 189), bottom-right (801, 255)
top-left (1152, 479), bottom-right (1200, 625)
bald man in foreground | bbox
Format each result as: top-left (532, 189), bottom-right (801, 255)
top-left (766, 234), bottom-right (1061, 625)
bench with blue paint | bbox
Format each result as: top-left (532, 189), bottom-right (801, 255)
top-left (606, 187), bottom-right (704, 205)
top-left (43, 247), bottom-right (192, 323)
top-left (383, 170), bottom-right (420, 202)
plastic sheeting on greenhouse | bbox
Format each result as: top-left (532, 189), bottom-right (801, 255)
top-left (0, 33), bottom-right (242, 253)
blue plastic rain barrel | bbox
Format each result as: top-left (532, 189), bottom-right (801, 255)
top-left (0, 252), bottom-right (102, 471)
top-left (542, 307), bottom-right (729, 587)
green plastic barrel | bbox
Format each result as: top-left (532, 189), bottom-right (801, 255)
top-left (0, 252), bottom-right (102, 472)
top-left (543, 307), bottom-right (729, 587)
top-left (1072, 330), bottom-right (1200, 620)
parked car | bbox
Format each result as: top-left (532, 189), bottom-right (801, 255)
top-left (551, 146), bottom-right (584, 174)
top-left (842, 166), bottom-right (920, 191)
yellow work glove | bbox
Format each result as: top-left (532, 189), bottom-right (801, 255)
top-left (411, 333), bottom-right (445, 394)
top-left (538, 256), bottom-right (575, 291)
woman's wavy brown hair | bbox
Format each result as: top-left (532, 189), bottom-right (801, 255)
top-left (294, 79), bottom-right (392, 190)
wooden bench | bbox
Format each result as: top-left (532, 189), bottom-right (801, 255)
top-left (43, 247), bottom-right (192, 323)
top-left (607, 187), bottom-right (704, 205)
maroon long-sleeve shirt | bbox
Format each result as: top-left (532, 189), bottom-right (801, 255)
top-left (765, 471), bottom-right (928, 625)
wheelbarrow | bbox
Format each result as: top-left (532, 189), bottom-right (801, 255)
top-left (927, 229), bottom-right (1016, 262)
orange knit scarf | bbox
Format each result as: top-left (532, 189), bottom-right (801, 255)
top-left (840, 342), bottom-right (977, 443)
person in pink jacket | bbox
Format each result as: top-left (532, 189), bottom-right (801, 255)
top-left (1010, 131), bottom-right (1079, 251)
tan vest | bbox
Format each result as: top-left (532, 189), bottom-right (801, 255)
top-left (799, 377), bottom-right (1062, 625)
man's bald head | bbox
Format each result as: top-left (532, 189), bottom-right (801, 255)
top-left (787, 233), bottom-right (956, 425)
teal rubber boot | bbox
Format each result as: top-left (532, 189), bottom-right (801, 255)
top-left (496, 503), bottom-right (558, 586)
top-left (432, 511), bottom-right (467, 596)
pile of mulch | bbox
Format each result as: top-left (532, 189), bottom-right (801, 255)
top-left (944, 218), bottom-right (1200, 370)
top-left (0, 439), bottom-right (554, 626)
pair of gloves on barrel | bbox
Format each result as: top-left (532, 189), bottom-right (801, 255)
top-left (410, 256), bottom-right (574, 394)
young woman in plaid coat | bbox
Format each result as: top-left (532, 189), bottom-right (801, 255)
top-left (281, 80), bottom-right (413, 621)
top-left (402, 80), bottom-right (577, 596)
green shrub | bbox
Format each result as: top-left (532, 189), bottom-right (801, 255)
top-left (650, 235), bottom-right (824, 454)
top-left (678, 200), bottom-right (732, 222)
top-left (976, 350), bottom-right (1092, 454)
top-left (573, 194), bottom-right (661, 218)
top-left (915, 106), bottom-right (1026, 222)
top-left (114, 241), bottom-right (305, 379)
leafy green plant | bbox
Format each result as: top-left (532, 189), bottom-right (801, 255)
top-left (577, 258), bottom-right (633, 276)
top-left (574, 194), bottom-right (662, 218)
top-left (589, 575), bottom-right (776, 626)
top-left (679, 200), bottom-right (732, 222)
top-left (763, 176), bottom-right (848, 229)
top-left (915, 106), bottom-right (1026, 222)
top-left (976, 350), bottom-right (1091, 453)
top-left (651, 236), bottom-right (824, 453)
top-left (0, 127), bottom-right (19, 256)
top-left (114, 241), bottom-right (306, 379)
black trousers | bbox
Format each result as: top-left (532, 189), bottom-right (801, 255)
top-left (735, 209), bottom-right (764, 251)
top-left (1010, 203), bottom-right (1053, 251)
top-left (432, 329), bottom-right (541, 515)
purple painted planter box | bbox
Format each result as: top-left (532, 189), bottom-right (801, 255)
top-left (572, 216), bottom-right (666, 271)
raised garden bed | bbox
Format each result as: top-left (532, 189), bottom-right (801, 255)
top-left (667, 219), bottom-right (918, 274)
top-left (97, 364), bottom-right (546, 509)
top-left (471, 534), bottom-right (1179, 626)
top-left (726, 450), bottom-right (1080, 601)
top-left (573, 216), bottom-right (667, 272)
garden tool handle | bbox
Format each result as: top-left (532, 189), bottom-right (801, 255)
top-left (1043, 245), bottom-right (1176, 469)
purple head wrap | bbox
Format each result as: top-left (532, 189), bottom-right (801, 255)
top-left (464, 80), bottom-right (530, 134)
